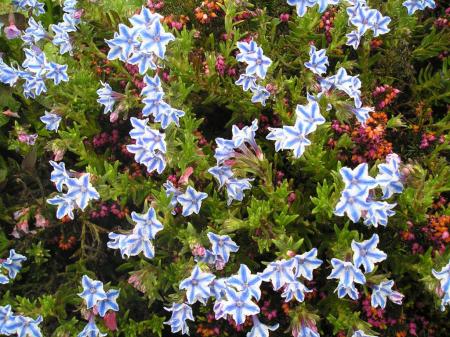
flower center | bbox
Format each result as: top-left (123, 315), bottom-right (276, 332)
top-left (236, 301), bottom-right (243, 307)
top-left (90, 287), bottom-right (96, 293)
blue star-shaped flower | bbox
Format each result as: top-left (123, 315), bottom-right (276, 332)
top-left (141, 74), bottom-right (163, 96)
top-left (304, 45), bottom-right (329, 75)
top-left (281, 280), bottom-right (312, 302)
top-left (108, 24), bottom-right (140, 61)
top-left (78, 275), bottom-right (108, 309)
top-left (77, 319), bottom-right (107, 337)
top-left (164, 303), bottom-right (194, 335)
top-left (45, 62), bottom-right (69, 85)
top-left (225, 178), bottom-right (253, 206)
top-left (351, 234), bottom-right (387, 273)
top-left (223, 288), bottom-right (260, 325)
top-left (293, 248), bottom-right (323, 280)
top-left (46, 194), bottom-right (75, 219)
top-left (283, 120), bottom-right (312, 158)
top-left (295, 100), bottom-right (325, 135)
top-left (371, 280), bottom-right (404, 308)
top-left (334, 188), bottom-right (370, 223)
top-left (294, 324), bottom-right (320, 337)
top-left (231, 119), bottom-right (259, 149)
top-left (0, 274), bottom-right (8, 284)
top-left (259, 259), bottom-right (296, 291)
top-left (78, 275), bottom-right (107, 309)
top-left (369, 11), bottom-right (391, 37)
top-left (433, 261), bottom-right (450, 295)
top-left (40, 111), bottom-right (62, 132)
top-left (350, 6), bottom-right (376, 35)
top-left (247, 315), bottom-right (279, 337)
top-left (376, 153), bottom-right (403, 199)
top-left (208, 165), bottom-right (234, 188)
top-left (49, 160), bottom-right (69, 192)
top-left (179, 265), bottom-right (216, 304)
top-left (142, 151), bottom-right (166, 174)
top-left (236, 40), bottom-right (258, 62)
top-left (1, 250), bottom-right (26, 279)
top-left (124, 229), bottom-right (155, 259)
top-left (251, 85), bottom-right (270, 106)
top-left (235, 74), bottom-right (258, 91)
top-left (22, 18), bottom-right (47, 44)
top-left (66, 174), bottom-right (100, 211)
top-left (287, 0), bottom-right (316, 17)
top-left (142, 92), bottom-right (171, 118)
top-left (339, 163), bottom-right (378, 193)
top-left (402, 0), bottom-right (425, 15)
top-left (22, 74), bottom-right (47, 98)
top-left (0, 305), bottom-right (13, 333)
top-left (96, 289), bottom-right (120, 317)
top-left (155, 107), bottom-right (185, 129)
top-left (3, 315), bottom-right (43, 337)
top-left (336, 281), bottom-right (359, 300)
top-left (51, 23), bottom-right (73, 55)
top-left (129, 117), bottom-right (150, 140)
top-left (129, 7), bottom-right (163, 29)
top-left (266, 127), bottom-right (286, 152)
top-left (131, 207), bottom-right (163, 239)
top-left (244, 48), bottom-right (272, 79)
top-left (327, 258), bottom-right (366, 288)
top-left (207, 232), bottom-right (239, 263)
top-left (128, 50), bottom-right (158, 75)
top-left (177, 186), bottom-right (208, 217)
top-left (0, 59), bottom-right (19, 86)
top-left (226, 264), bottom-right (262, 300)
top-left (139, 127), bottom-right (167, 153)
top-left (364, 201), bottom-right (396, 227)
top-left (350, 106), bottom-right (374, 124)
top-left (141, 21), bottom-right (175, 59)
top-left (96, 82), bottom-right (118, 114)
top-left (346, 30), bottom-right (362, 49)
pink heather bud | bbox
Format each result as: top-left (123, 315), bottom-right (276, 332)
top-left (104, 311), bottom-right (118, 331)
top-left (279, 13), bottom-right (290, 22)
top-left (109, 110), bottom-right (119, 123)
top-left (215, 257), bottom-right (226, 270)
top-left (73, 9), bottom-right (84, 20)
top-left (286, 250), bottom-right (296, 258)
top-left (288, 192), bottom-right (296, 204)
top-left (4, 23), bottom-right (21, 40)
top-left (35, 213), bottom-right (49, 228)
top-left (53, 148), bottom-right (65, 161)
top-left (191, 243), bottom-right (206, 257)
top-left (179, 166), bottom-right (194, 185)
top-left (442, 231), bottom-right (449, 239)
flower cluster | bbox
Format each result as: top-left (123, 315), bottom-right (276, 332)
top-left (208, 120), bottom-right (262, 205)
top-left (0, 305), bottom-right (43, 337)
top-left (163, 182), bottom-right (208, 216)
top-left (267, 94), bottom-right (325, 158)
top-left (334, 154), bottom-right (403, 226)
top-left (126, 117), bottom-right (167, 174)
top-left (46, 161), bottom-right (100, 220)
top-left (328, 233), bottom-right (403, 309)
top-left (107, 207), bottom-right (163, 259)
top-left (106, 7), bottom-right (174, 72)
top-left (235, 39), bottom-right (272, 106)
top-left (1, 0), bottom-right (81, 98)
top-left (0, 250), bottom-right (26, 285)
top-left (166, 246), bottom-right (322, 336)
top-left (77, 275), bottom-right (120, 337)
top-left (194, 233), bottom-right (239, 270)
top-left (346, 2), bottom-right (391, 50)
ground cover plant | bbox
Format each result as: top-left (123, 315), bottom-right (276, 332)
top-left (0, 0), bottom-right (449, 336)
